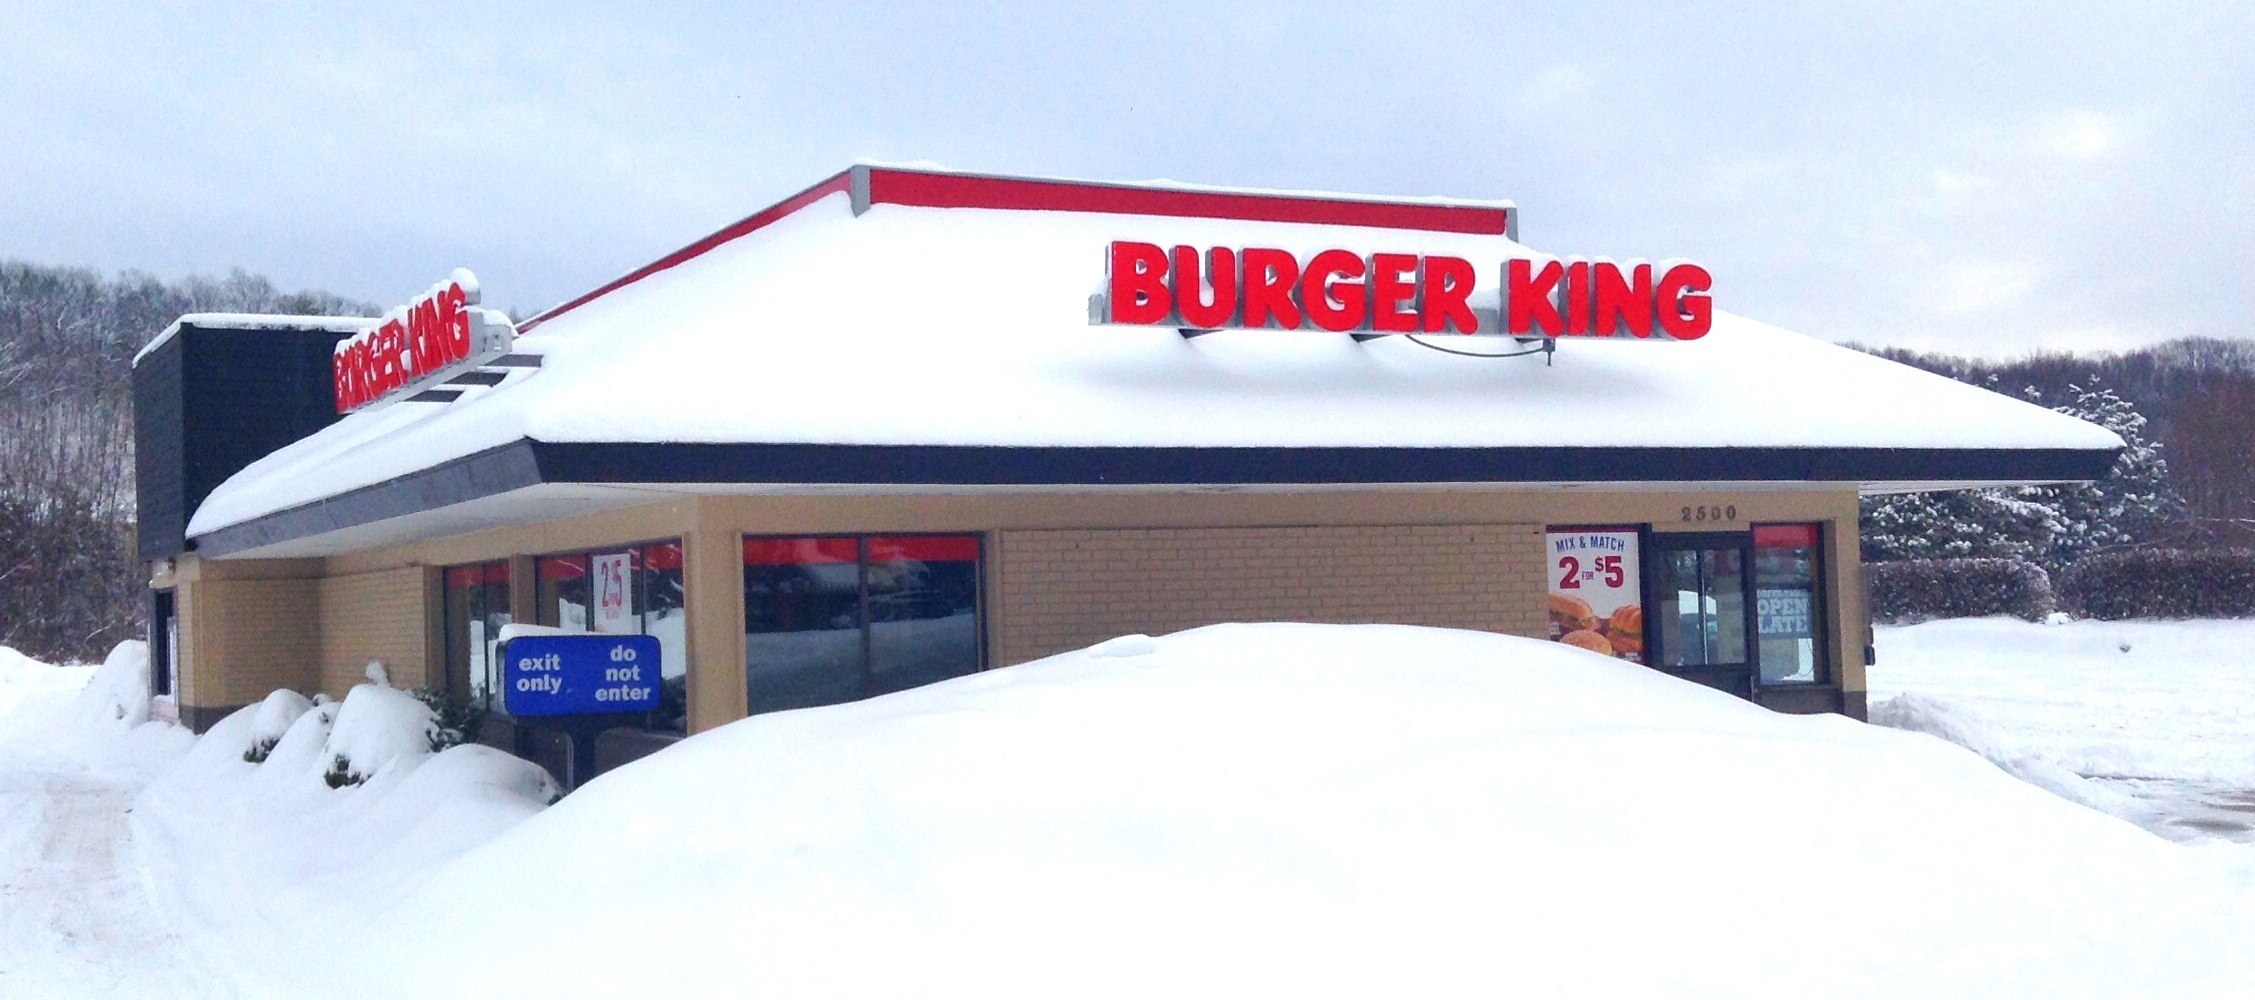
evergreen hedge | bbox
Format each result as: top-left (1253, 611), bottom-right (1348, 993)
top-left (2057, 549), bottom-right (2255, 619)
top-left (1868, 558), bottom-right (2056, 623)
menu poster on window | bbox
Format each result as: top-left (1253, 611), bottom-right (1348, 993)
top-left (1545, 528), bottom-right (1643, 664)
top-left (592, 552), bottom-right (633, 634)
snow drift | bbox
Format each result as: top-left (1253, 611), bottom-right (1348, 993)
top-left (133, 681), bottom-right (560, 997)
top-left (342, 623), bottom-right (2255, 1000)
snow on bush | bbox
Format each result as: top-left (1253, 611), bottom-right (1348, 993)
top-left (342, 623), bottom-right (2255, 1000)
top-left (2059, 548), bottom-right (2255, 619)
top-left (322, 682), bottom-right (443, 787)
top-left (241, 689), bottom-right (313, 763)
top-left (1867, 557), bottom-right (2055, 622)
top-left (135, 683), bottom-right (560, 996)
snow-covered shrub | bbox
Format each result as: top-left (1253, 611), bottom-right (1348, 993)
top-left (1868, 558), bottom-right (2055, 623)
top-left (2057, 548), bottom-right (2255, 619)
top-left (410, 686), bottom-right (488, 753)
top-left (241, 689), bottom-right (313, 763)
top-left (321, 683), bottom-right (442, 788)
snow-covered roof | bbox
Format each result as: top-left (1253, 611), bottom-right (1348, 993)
top-left (185, 165), bottom-right (2122, 557)
top-left (133, 313), bottom-right (375, 367)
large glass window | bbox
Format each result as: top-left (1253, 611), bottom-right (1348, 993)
top-left (1654, 546), bottom-right (1748, 668)
top-left (1753, 524), bottom-right (1826, 685)
top-left (744, 534), bottom-right (983, 716)
top-left (442, 561), bottom-right (512, 710)
top-left (534, 542), bottom-right (688, 732)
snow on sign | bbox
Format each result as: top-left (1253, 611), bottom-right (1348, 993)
top-left (1093, 242), bottom-right (1712, 339)
top-left (331, 268), bottom-right (517, 413)
top-left (1546, 528), bottom-right (1644, 663)
top-left (503, 635), bottom-right (663, 716)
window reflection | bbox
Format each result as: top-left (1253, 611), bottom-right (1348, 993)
top-left (1656, 547), bottom-right (1747, 667)
top-left (744, 535), bottom-right (983, 716)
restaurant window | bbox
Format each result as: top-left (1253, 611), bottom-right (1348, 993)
top-left (1752, 524), bottom-right (1827, 685)
top-left (744, 534), bottom-right (982, 716)
top-left (1653, 542), bottom-right (1748, 669)
top-left (1645, 523), bottom-right (1831, 691)
top-left (534, 541), bottom-right (689, 732)
top-left (441, 561), bottom-right (512, 710)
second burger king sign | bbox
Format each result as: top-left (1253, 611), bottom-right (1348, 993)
top-left (1546, 528), bottom-right (1643, 663)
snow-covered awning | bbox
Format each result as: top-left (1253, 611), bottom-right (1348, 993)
top-left (185, 165), bottom-right (2122, 558)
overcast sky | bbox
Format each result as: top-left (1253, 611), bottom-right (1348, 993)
top-left (2, 2), bottom-right (2247, 356)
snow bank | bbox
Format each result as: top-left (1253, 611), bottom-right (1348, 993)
top-left (134, 683), bottom-right (559, 997)
top-left (0, 642), bottom-right (192, 779)
top-left (0, 644), bottom-right (97, 720)
top-left (342, 623), bottom-right (2255, 1000)
top-left (1870, 691), bottom-right (2151, 822)
top-left (1872, 618), bottom-right (2255, 788)
top-left (1872, 617), bottom-right (2255, 843)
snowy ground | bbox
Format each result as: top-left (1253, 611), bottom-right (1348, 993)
top-left (0, 645), bottom-right (211, 998)
top-left (1, 623), bottom-right (2253, 998)
top-left (1871, 618), bottom-right (2255, 843)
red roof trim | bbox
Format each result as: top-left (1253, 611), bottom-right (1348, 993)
top-left (520, 169), bottom-right (852, 331)
top-left (860, 167), bottom-right (1511, 237)
top-left (521, 166), bottom-right (1512, 331)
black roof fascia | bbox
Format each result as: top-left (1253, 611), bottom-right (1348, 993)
top-left (190, 439), bottom-right (2120, 558)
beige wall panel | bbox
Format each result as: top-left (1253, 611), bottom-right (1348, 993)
top-left (993, 524), bottom-right (1548, 666)
top-left (682, 525), bottom-right (748, 733)
top-left (316, 567), bottom-right (433, 697)
top-left (178, 570), bottom-right (320, 710)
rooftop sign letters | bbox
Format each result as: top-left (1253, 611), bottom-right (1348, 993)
top-left (1094, 242), bottom-right (1712, 341)
top-left (332, 268), bottom-right (516, 413)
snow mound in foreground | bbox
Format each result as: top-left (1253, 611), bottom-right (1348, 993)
top-left (135, 684), bottom-right (560, 995)
top-left (351, 623), bottom-right (2255, 1000)
top-left (1871, 690), bottom-right (2153, 823)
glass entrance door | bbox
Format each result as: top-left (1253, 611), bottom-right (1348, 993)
top-left (1648, 533), bottom-right (1757, 697)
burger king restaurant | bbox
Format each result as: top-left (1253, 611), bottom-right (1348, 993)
top-left (132, 164), bottom-right (2122, 780)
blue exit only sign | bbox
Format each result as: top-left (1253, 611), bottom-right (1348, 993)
top-left (503, 634), bottom-right (663, 717)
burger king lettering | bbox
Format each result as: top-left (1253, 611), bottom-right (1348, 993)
top-left (1098, 241), bottom-right (1711, 340)
top-left (331, 268), bottom-right (517, 413)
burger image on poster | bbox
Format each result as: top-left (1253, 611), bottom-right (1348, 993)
top-left (1544, 528), bottom-right (1643, 664)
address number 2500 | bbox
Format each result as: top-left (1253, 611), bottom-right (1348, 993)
top-left (1679, 503), bottom-right (1739, 523)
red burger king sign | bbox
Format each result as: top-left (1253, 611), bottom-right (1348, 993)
top-left (1093, 241), bottom-right (1711, 340)
top-left (332, 269), bottom-right (517, 413)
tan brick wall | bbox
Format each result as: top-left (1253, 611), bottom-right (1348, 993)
top-left (994, 523), bottom-right (1547, 666)
top-left (179, 574), bottom-right (319, 709)
top-left (316, 567), bottom-right (432, 697)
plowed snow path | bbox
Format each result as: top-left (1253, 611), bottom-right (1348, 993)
top-left (0, 756), bottom-right (227, 999)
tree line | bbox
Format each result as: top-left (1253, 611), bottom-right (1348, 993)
top-left (0, 261), bottom-right (370, 662)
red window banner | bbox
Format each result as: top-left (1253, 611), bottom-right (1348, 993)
top-left (1753, 524), bottom-right (1821, 549)
top-left (643, 542), bottom-right (683, 571)
top-left (866, 535), bottom-right (980, 564)
top-left (743, 537), bottom-right (860, 566)
top-left (538, 555), bottom-right (589, 580)
top-left (444, 562), bottom-right (510, 587)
